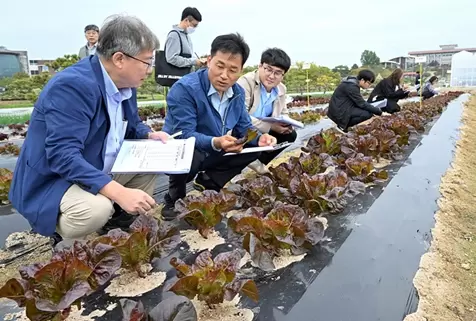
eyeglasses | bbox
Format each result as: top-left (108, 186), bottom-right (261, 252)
top-left (122, 52), bottom-right (155, 69)
top-left (262, 64), bottom-right (285, 78)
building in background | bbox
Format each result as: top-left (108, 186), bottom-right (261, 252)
top-left (380, 60), bottom-right (400, 69)
top-left (29, 59), bottom-right (56, 75)
top-left (388, 56), bottom-right (415, 70)
top-left (408, 44), bottom-right (476, 67)
top-left (0, 47), bottom-right (29, 77)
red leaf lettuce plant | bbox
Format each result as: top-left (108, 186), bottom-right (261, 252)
top-left (175, 190), bottom-right (237, 238)
top-left (168, 250), bottom-right (259, 307)
top-left (0, 240), bottom-right (121, 320)
top-left (289, 170), bottom-right (366, 214)
top-left (228, 202), bottom-right (328, 271)
top-left (344, 154), bottom-right (389, 183)
top-left (96, 214), bottom-right (181, 277)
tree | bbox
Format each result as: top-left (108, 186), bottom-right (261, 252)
top-left (283, 62), bottom-right (341, 94)
top-left (242, 65), bottom-right (258, 75)
top-left (1, 77), bottom-right (34, 100)
top-left (47, 54), bottom-right (80, 72)
top-left (360, 50), bottom-right (380, 66)
top-left (351, 63), bottom-right (359, 70)
top-left (1, 72), bottom-right (52, 103)
top-left (332, 65), bottom-right (350, 78)
top-left (138, 72), bottom-right (159, 100)
top-left (316, 74), bottom-right (338, 94)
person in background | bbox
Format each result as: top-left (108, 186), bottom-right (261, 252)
top-left (422, 76), bottom-right (439, 100)
top-left (367, 68), bottom-right (409, 114)
top-left (9, 15), bottom-right (168, 245)
top-left (161, 33), bottom-right (277, 219)
top-left (415, 71), bottom-right (421, 91)
top-left (165, 7), bottom-right (206, 72)
top-left (237, 48), bottom-right (296, 174)
top-left (327, 70), bottom-right (388, 133)
top-left (79, 24), bottom-right (99, 59)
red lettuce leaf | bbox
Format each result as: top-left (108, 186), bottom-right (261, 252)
top-left (96, 215), bottom-right (180, 276)
top-left (176, 190), bottom-right (236, 238)
top-left (229, 202), bottom-right (327, 271)
top-left (168, 250), bottom-right (258, 306)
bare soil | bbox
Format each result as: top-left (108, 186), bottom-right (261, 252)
top-left (404, 92), bottom-right (476, 321)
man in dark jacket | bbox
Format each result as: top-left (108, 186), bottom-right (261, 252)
top-left (161, 33), bottom-right (277, 219)
top-left (327, 70), bottom-right (386, 132)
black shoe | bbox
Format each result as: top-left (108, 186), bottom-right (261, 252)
top-left (99, 204), bottom-right (137, 235)
top-left (161, 193), bottom-right (178, 221)
top-left (50, 232), bottom-right (63, 249)
top-left (336, 126), bottom-right (348, 134)
top-left (192, 172), bottom-right (220, 192)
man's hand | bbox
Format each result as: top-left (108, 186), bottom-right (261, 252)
top-left (213, 135), bottom-right (244, 153)
top-left (148, 131), bottom-right (169, 142)
top-left (381, 112), bottom-right (391, 116)
top-left (270, 122), bottom-right (292, 134)
top-left (196, 58), bottom-right (207, 67)
top-left (100, 181), bottom-right (156, 216)
top-left (115, 188), bottom-right (156, 215)
top-left (258, 133), bottom-right (277, 147)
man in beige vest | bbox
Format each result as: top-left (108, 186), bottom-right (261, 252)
top-left (237, 48), bottom-right (297, 173)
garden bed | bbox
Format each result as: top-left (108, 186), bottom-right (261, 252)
top-left (0, 93), bottom-right (469, 321)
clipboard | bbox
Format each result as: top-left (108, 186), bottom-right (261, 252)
top-left (370, 99), bottom-right (388, 109)
top-left (256, 115), bottom-right (305, 129)
top-left (110, 137), bottom-right (196, 174)
top-left (224, 142), bottom-right (292, 156)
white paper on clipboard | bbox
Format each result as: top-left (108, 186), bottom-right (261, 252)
top-left (370, 99), bottom-right (388, 109)
top-left (110, 137), bottom-right (196, 174)
top-left (224, 142), bottom-right (292, 156)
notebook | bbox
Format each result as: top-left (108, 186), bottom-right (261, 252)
top-left (256, 115), bottom-right (305, 129)
top-left (110, 137), bottom-right (195, 174)
top-left (370, 99), bottom-right (388, 109)
top-left (224, 142), bottom-right (292, 156)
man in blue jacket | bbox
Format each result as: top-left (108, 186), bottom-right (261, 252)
top-left (9, 15), bottom-right (168, 242)
top-left (162, 33), bottom-right (277, 219)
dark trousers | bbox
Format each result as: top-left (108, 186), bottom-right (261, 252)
top-left (381, 99), bottom-right (401, 114)
top-left (346, 108), bottom-right (373, 130)
top-left (166, 149), bottom-right (260, 203)
top-left (258, 129), bottom-right (298, 165)
top-left (422, 91), bottom-right (435, 100)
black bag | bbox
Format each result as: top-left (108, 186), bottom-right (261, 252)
top-left (155, 30), bottom-right (192, 87)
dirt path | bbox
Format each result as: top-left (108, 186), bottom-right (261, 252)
top-left (404, 92), bottom-right (476, 321)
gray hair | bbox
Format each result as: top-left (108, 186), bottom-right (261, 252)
top-left (97, 14), bottom-right (160, 59)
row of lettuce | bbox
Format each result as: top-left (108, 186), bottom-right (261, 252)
top-left (0, 91), bottom-right (464, 320)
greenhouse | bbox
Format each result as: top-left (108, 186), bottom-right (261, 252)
top-left (450, 50), bottom-right (476, 87)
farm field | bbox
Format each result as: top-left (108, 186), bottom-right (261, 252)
top-left (0, 92), bottom-right (474, 321)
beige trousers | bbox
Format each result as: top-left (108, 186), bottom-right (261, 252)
top-left (56, 174), bottom-right (157, 239)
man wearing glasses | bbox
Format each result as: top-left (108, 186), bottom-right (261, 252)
top-left (165, 7), bottom-right (206, 71)
top-left (9, 15), bottom-right (168, 245)
top-left (79, 24), bottom-right (100, 59)
top-left (327, 69), bottom-right (387, 133)
top-left (237, 48), bottom-right (297, 173)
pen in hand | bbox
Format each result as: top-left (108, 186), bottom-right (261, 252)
top-left (168, 131), bottom-right (183, 140)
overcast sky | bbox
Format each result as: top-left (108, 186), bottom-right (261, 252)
top-left (1, 0), bottom-right (473, 68)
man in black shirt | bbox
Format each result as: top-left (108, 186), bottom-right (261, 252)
top-left (327, 70), bottom-right (388, 132)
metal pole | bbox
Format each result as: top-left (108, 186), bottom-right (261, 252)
top-left (306, 70), bottom-right (310, 107)
top-left (419, 63), bottom-right (423, 108)
top-left (163, 87), bottom-right (168, 115)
